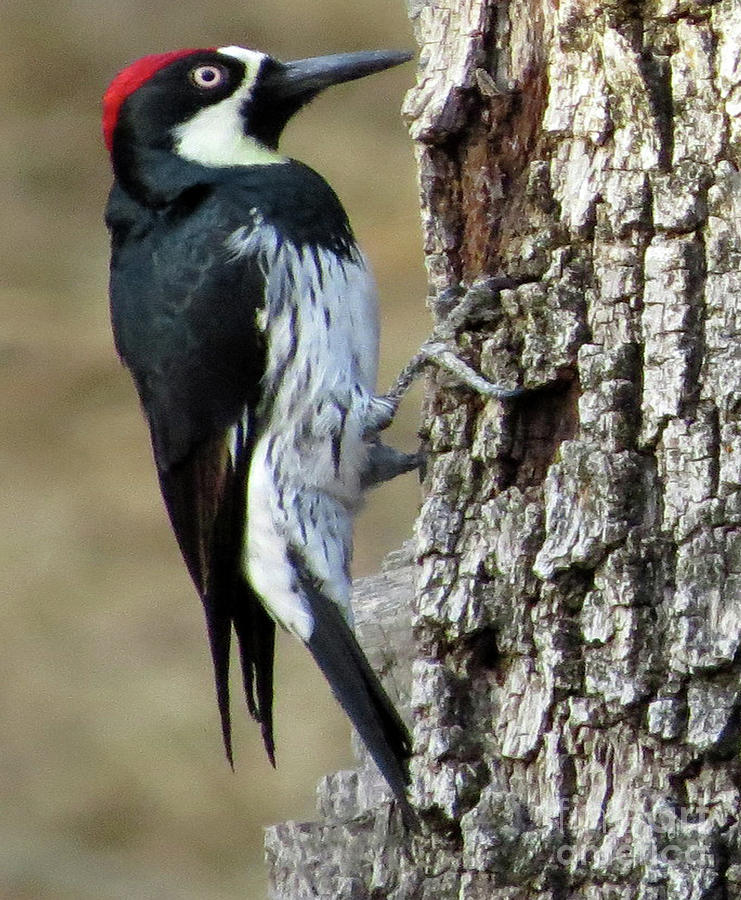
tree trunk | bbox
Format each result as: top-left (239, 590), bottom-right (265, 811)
top-left (266, 0), bottom-right (741, 896)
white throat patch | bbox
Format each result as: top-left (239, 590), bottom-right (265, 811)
top-left (173, 45), bottom-right (286, 168)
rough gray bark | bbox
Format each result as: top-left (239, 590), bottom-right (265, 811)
top-left (266, 0), bottom-right (741, 897)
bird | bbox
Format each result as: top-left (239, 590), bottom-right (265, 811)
top-left (101, 44), bottom-right (420, 821)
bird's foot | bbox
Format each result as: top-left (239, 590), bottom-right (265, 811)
top-left (381, 276), bottom-right (526, 414)
top-left (360, 278), bottom-right (522, 488)
top-left (361, 440), bottom-right (424, 490)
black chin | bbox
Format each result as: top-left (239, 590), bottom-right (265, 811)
top-left (242, 59), bottom-right (305, 150)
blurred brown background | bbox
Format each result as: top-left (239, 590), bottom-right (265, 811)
top-left (1, 1), bottom-right (426, 897)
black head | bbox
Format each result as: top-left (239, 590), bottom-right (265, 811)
top-left (103, 45), bottom-right (412, 170)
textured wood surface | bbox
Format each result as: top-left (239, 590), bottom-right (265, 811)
top-left (267, 0), bottom-right (741, 896)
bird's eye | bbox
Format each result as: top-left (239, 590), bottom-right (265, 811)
top-left (190, 65), bottom-right (227, 89)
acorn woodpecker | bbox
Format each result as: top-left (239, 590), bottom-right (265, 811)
top-left (102, 45), bottom-right (419, 818)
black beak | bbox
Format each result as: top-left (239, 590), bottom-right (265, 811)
top-left (266, 50), bottom-right (413, 102)
top-left (247, 49), bottom-right (413, 149)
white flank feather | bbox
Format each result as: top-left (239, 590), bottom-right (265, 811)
top-left (230, 222), bottom-right (381, 637)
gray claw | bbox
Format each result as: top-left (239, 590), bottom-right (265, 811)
top-left (361, 441), bottom-right (423, 490)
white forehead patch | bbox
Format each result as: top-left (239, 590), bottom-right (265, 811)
top-left (217, 45), bottom-right (267, 70)
top-left (172, 45), bottom-right (286, 167)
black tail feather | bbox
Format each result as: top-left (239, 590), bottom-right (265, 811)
top-left (293, 556), bottom-right (414, 823)
top-left (202, 585), bottom-right (277, 769)
top-left (232, 582), bottom-right (277, 766)
top-left (156, 425), bottom-right (277, 770)
top-left (202, 593), bottom-right (234, 768)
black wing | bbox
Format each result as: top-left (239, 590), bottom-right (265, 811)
top-left (156, 423), bottom-right (276, 765)
top-left (108, 180), bottom-right (275, 763)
